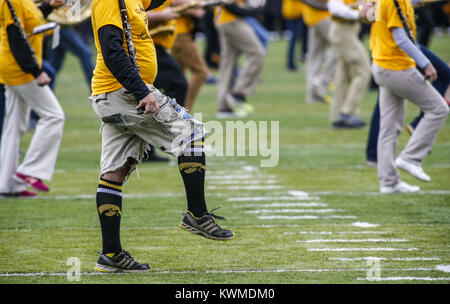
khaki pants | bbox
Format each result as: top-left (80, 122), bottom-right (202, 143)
top-left (329, 21), bottom-right (371, 122)
top-left (305, 18), bottom-right (336, 103)
top-left (0, 80), bottom-right (65, 193)
top-left (90, 84), bottom-right (206, 176)
top-left (216, 19), bottom-right (265, 111)
top-left (172, 33), bottom-right (208, 110)
top-left (372, 64), bottom-right (449, 187)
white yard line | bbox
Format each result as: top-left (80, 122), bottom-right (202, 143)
top-left (246, 209), bottom-right (343, 214)
top-left (258, 215), bottom-right (357, 220)
top-left (0, 267), bottom-right (441, 277)
top-left (207, 179), bottom-right (279, 185)
top-left (351, 222), bottom-right (380, 228)
top-left (28, 193), bottom-right (184, 200)
top-left (357, 277), bottom-right (450, 281)
top-left (206, 175), bottom-right (277, 180)
top-left (301, 239), bottom-right (409, 243)
top-left (227, 196), bottom-right (321, 202)
top-left (304, 190), bottom-right (450, 196)
top-left (307, 248), bottom-right (418, 252)
top-left (235, 202), bottom-right (328, 208)
top-left (329, 257), bottom-right (441, 261)
top-left (207, 185), bottom-right (286, 191)
top-left (338, 231), bottom-right (388, 234)
top-left (284, 231), bottom-right (333, 235)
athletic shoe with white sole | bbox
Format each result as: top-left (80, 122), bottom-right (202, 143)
top-left (94, 251), bottom-right (151, 273)
top-left (395, 157), bottom-right (431, 182)
top-left (380, 180), bottom-right (420, 194)
top-left (13, 172), bottom-right (49, 192)
top-left (179, 208), bottom-right (235, 241)
top-left (216, 109), bottom-right (247, 119)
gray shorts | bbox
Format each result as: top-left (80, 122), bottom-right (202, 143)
top-left (90, 84), bottom-right (206, 176)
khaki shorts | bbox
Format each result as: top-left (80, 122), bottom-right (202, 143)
top-left (90, 84), bottom-right (206, 176)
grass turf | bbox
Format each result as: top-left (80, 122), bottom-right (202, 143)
top-left (0, 35), bottom-right (449, 284)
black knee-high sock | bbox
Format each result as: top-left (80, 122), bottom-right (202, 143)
top-left (178, 140), bottom-right (208, 218)
top-left (96, 177), bottom-right (123, 256)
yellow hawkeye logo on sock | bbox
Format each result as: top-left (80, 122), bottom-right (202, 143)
top-left (179, 162), bottom-right (206, 174)
top-left (98, 204), bottom-right (122, 217)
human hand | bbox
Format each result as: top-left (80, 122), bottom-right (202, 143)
top-left (135, 93), bottom-right (160, 115)
top-left (36, 72), bottom-right (52, 87)
top-left (49, 0), bottom-right (66, 8)
top-left (423, 63), bottom-right (437, 82)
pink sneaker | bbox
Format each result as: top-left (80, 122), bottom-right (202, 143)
top-left (0, 190), bottom-right (37, 198)
top-left (13, 172), bottom-right (49, 192)
top-left (16, 190), bottom-right (37, 198)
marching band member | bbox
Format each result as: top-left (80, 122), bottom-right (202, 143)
top-left (0, 0), bottom-right (65, 197)
top-left (215, 0), bottom-right (265, 118)
top-left (282, 0), bottom-right (306, 71)
top-left (301, 0), bottom-right (336, 104)
top-left (171, 2), bottom-right (209, 112)
top-left (90, 0), bottom-right (234, 272)
top-left (147, 0), bottom-right (187, 107)
top-left (328, 0), bottom-right (370, 128)
top-left (368, 0), bottom-right (448, 193)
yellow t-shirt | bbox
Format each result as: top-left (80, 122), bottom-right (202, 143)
top-left (91, 0), bottom-right (157, 95)
top-left (282, 0), bottom-right (303, 20)
top-left (176, 16), bottom-right (193, 35)
top-left (370, 0), bottom-right (417, 70)
top-left (215, 0), bottom-right (246, 25)
top-left (0, 0), bottom-right (45, 86)
top-left (150, 0), bottom-right (177, 50)
top-left (302, 1), bottom-right (330, 26)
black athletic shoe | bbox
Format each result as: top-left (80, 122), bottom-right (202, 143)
top-left (94, 251), bottom-right (151, 273)
top-left (179, 208), bottom-right (235, 241)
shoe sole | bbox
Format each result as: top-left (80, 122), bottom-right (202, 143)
top-left (12, 175), bottom-right (49, 192)
top-left (94, 263), bottom-right (151, 273)
top-left (179, 222), bottom-right (235, 241)
top-left (395, 160), bottom-right (431, 182)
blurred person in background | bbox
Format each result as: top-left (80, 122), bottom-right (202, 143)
top-left (282, 0), bottom-right (306, 71)
top-left (327, 0), bottom-right (371, 129)
top-left (172, 2), bottom-right (209, 112)
top-left (214, 0), bottom-right (265, 119)
top-left (0, 0), bottom-right (65, 198)
top-left (301, 0), bottom-right (336, 104)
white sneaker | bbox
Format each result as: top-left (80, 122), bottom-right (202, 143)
top-left (380, 180), bottom-right (420, 194)
top-left (215, 109), bottom-right (247, 119)
top-left (395, 157), bottom-right (431, 182)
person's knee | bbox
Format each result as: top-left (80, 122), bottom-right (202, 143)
top-left (102, 159), bottom-right (136, 184)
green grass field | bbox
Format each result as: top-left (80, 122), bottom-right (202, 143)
top-left (0, 35), bottom-right (449, 284)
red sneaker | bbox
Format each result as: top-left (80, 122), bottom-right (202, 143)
top-left (0, 190), bottom-right (37, 198)
top-left (16, 190), bottom-right (37, 198)
top-left (13, 172), bottom-right (49, 192)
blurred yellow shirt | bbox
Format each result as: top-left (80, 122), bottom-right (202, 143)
top-left (176, 16), bottom-right (194, 35)
top-left (282, 0), bottom-right (303, 20)
top-left (370, 0), bottom-right (417, 70)
top-left (0, 0), bottom-right (45, 86)
top-left (91, 0), bottom-right (157, 95)
top-left (215, 0), bottom-right (245, 25)
top-left (302, 1), bottom-right (330, 26)
top-left (151, 0), bottom-right (177, 50)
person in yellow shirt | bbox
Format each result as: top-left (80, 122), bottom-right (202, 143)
top-left (368, 0), bottom-right (448, 193)
top-left (327, 0), bottom-right (371, 128)
top-left (147, 0), bottom-right (187, 109)
top-left (215, 0), bottom-right (265, 118)
top-left (171, 4), bottom-right (209, 112)
top-left (90, 0), bottom-right (234, 273)
top-left (0, 0), bottom-right (65, 198)
top-left (301, 0), bottom-right (336, 104)
top-left (282, 0), bottom-right (306, 71)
